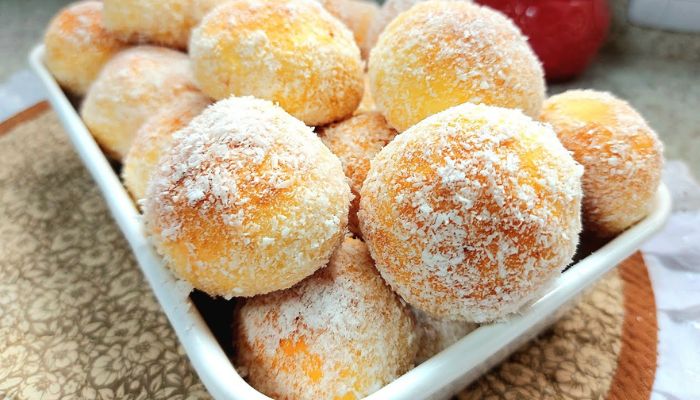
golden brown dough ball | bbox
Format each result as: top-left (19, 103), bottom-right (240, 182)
top-left (189, 0), bottom-right (364, 126)
top-left (235, 237), bottom-right (418, 399)
top-left (122, 92), bottom-right (211, 202)
top-left (368, 0), bottom-right (544, 132)
top-left (320, 112), bottom-right (397, 237)
top-left (102, 0), bottom-right (195, 49)
top-left (359, 103), bottom-right (583, 322)
top-left (43, 1), bottom-right (128, 96)
top-left (143, 97), bottom-right (351, 298)
top-left (540, 90), bottom-right (664, 237)
top-left (81, 46), bottom-right (198, 160)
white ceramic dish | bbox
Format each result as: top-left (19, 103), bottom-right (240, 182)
top-left (29, 45), bottom-right (671, 400)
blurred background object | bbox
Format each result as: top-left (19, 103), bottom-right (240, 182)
top-left (477, 0), bottom-right (611, 81)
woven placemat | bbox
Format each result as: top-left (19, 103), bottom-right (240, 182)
top-left (0, 104), bottom-right (657, 400)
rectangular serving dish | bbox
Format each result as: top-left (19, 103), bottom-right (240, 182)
top-left (29, 45), bottom-right (672, 400)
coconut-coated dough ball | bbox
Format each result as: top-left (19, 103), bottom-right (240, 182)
top-left (359, 103), bottom-right (583, 322)
top-left (540, 90), bottom-right (663, 237)
top-left (189, 0), bottom-right (364, 126)
top-left (368, 0), bottom-right (545, 132)
top-left (122, 92), bottom-right (210, 203)
top-left (320, 112), bottom-right (397, 237)
top-left (413, 308), bottom-right (477, 364)
top-left (80, 46), bottom-right (198, 160)
top-left (102, 0), bottom-right (194, 49)
top-left (43, 1), bottom-right (128, 96)
top-left (143, 97), bottom-right (351, 298)
top-left (235, 237), bottom-right (418, 400)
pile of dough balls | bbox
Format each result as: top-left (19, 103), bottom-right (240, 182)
top-left (540, 90), bottom-right (663, 237)
top-left (42, 0), bottom-right (664, 397)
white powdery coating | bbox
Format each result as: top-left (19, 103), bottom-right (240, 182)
top-left (142, 97), bottom-right (351, 298)
top-left (365, 0), bottom-right (471, 53)
top-left (122, 91), bottom-right (211, 203)
top-left (359, 103), bottom-right (583, 323)
top-left (235, 237), bottom-right (418, 399)
top-left (368, 0), bottom-right (544, 132)
top-left (80, 46), bottom-right (198, 160)
top-left (43, 1), bottom-right (128, 96)
top-left (541, 89), bottom-right (664, 237)
top-left (413, 307), bottom-right (477, 364)
top-left (102, 0), bottom-right (194, 49)
top-left (189, 0), bottom-right (364, 126)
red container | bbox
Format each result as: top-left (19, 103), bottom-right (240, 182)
top-left (478, 0), bottom-right (610, 81)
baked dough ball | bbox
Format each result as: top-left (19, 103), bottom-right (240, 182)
top-left (81, 46), bottom-right (198, 160)
top-left (320, 112), bottom-right (397, 237)
top-left (122, 92), bottom-right (210, 202)
top-left (413, 308), bottom-right (477, 364)
top-left (102, 0), bottom-right (194, 49)
top-left (143, 97), bottom-right (351, 298)
top-left (43, 1), bottom-right (128, 96)
top-left (235, 237), bottom-right (418, 399)
top-left (540, 90), bottom-right (663, 237)
top-left (368, 0), bottom-right (545, 132)
top-left (359, 103), bottom-right (583, 322)
top-left (189, 0), bottom-right (364, 126)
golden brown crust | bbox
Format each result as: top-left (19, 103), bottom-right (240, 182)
top-left (235, 237), bottom-right (418, 399)
top-left (540, 90), bottom-right (663, 237)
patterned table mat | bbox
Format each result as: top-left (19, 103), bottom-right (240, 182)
top-left (0, 104), bottom-right (658, 400)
